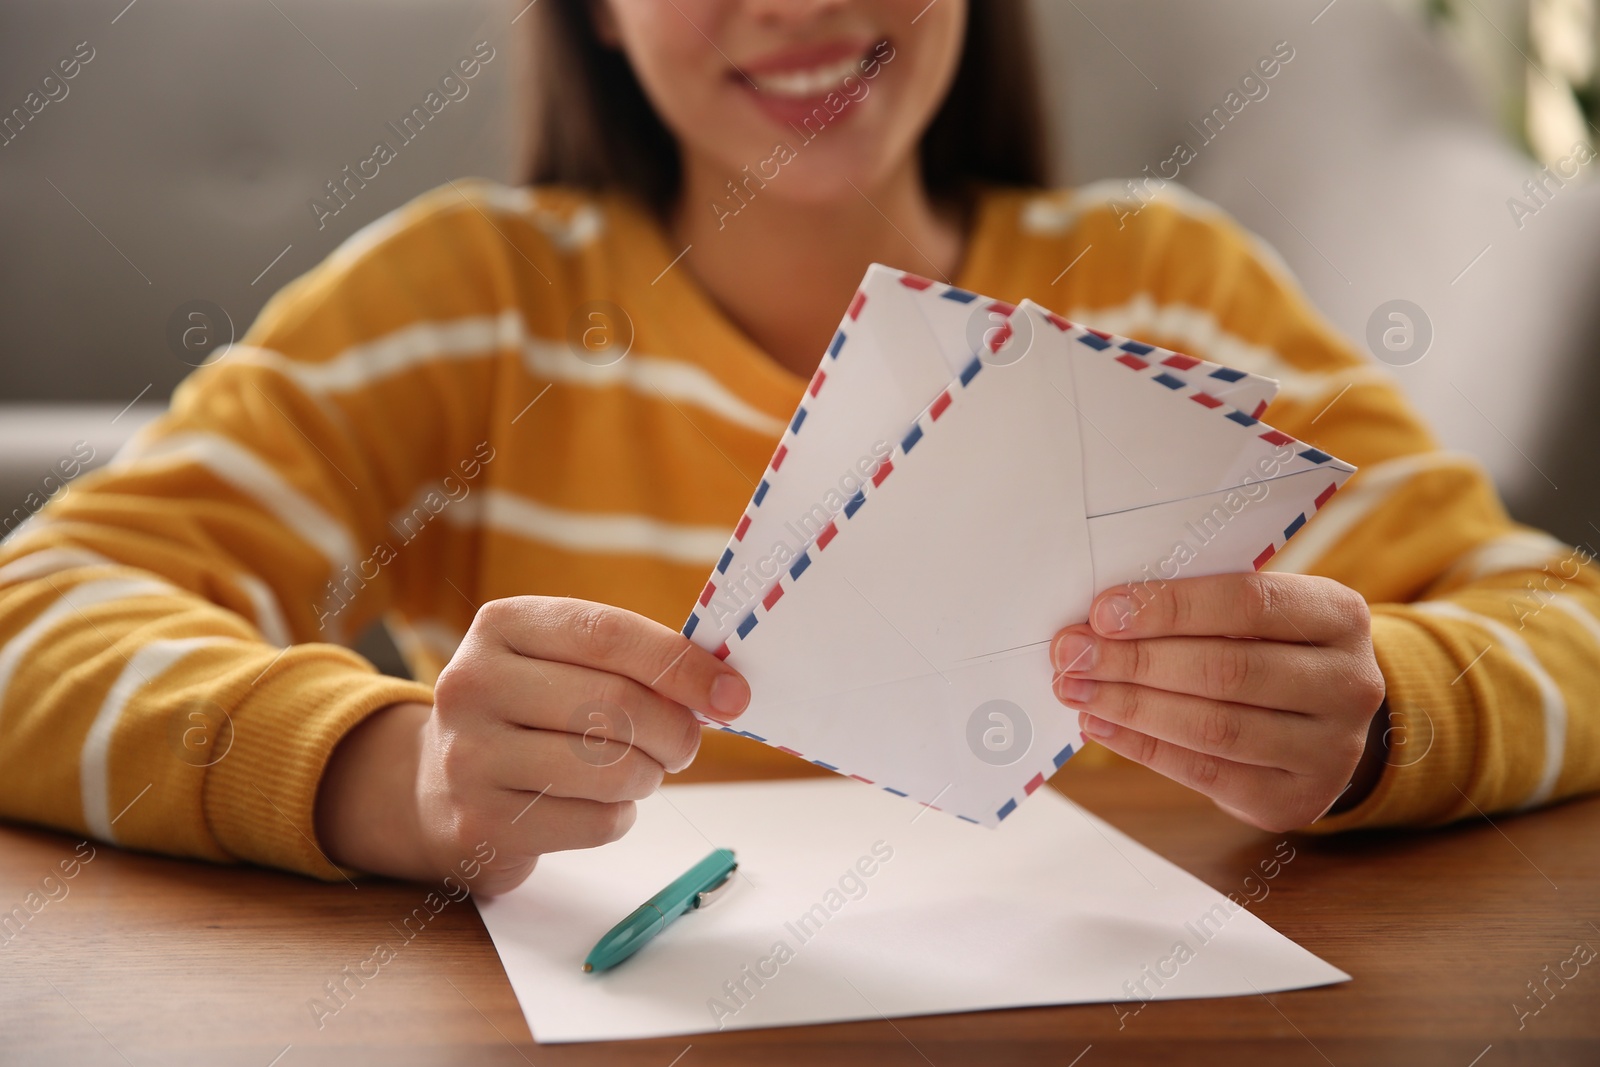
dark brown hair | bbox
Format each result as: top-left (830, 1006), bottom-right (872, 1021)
top-left (525, 0), bottom-right (1050, 217)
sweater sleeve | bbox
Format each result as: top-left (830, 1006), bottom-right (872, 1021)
top-left (1108, 197), bottom-right (1600, 829)
top-left (0, 183), bottom-right (536, 877)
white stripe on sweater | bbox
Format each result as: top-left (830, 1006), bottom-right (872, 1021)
top-left (0, 546), bottom-right (118, 587)
top-left (480, 488), bottom-right (729, 566)
top-left (1023, 181), bottom-right (1385, 398)
top-left (0, 547), bottom-right (290, 647)
top-left (1547, 595), bottom-right (1600, 652)
top-left (80, 636), bottom-right (236, 842)
top-left (1438, 530), bottom-right (1571, 585)
top-left (234, 571), bottom-right (292, 647)
top-left (0, 576), bottom-right (172, 717)
top-left (1413, 601), bottom-right (1567, 809)
top-left (110, 432), bottom-right (359, 572)
top-left (1263, 451), bottom-right (1486, 575)
top-left (324, 180), bottom-right (601, 271)
top-left (224, 310), bottom-right (786, 438)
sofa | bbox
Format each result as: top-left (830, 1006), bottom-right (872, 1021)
top-left (3, 0), bottom-right (1596, 670)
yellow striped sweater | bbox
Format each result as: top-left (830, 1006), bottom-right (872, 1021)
top-left (2, 180), bottom-right (1596, 880)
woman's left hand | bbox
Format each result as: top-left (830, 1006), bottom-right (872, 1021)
top-left (1051, 572), bottom-right (1388, 831)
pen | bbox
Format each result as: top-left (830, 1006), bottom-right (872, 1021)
top-left (583, 848), bottom-right (738, 973)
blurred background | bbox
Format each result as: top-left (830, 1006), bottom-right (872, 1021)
top-left (2, 0), bottom-right (1597, 672)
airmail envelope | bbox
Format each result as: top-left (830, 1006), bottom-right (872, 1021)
top-left (681, 266), bottom-right (1355, 827)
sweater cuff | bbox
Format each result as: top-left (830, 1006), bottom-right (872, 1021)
top-left (205, 644), bottom-right (433, 880)
top-left (1303, 609), bottom-right (1480, 833)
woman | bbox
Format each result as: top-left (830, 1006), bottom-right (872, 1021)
top-left (0, 0), bottom-right (1594, 894)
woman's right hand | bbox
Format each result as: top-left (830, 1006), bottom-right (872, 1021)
top-left (316, 596), bottom-right (750, 895)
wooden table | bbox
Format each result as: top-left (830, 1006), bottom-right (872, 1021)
top-left (4, 760), bottom-right (1598, 1066)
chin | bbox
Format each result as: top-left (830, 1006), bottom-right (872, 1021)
top-left (694, 129), bottom-right (909, 216)
top-left (771, 163), bottom-right (890, 206)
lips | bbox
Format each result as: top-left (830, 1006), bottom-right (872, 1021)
top-left (748, 53), bottom-right (867, 98)
top-left (734, 39), bottom-right (885, 127)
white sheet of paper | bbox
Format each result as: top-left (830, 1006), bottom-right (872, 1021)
top-left (475, 779), bottom-right (1349, 1043)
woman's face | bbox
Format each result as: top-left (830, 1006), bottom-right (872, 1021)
top-left (597, 0), bottom-right (967, 207)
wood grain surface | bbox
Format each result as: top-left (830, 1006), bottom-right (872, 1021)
top-left (3, 759), bottom-right (1597, 1067)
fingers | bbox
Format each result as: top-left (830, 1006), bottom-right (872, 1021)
top-left (470, 597), bottom-right (750, 718)
top-left (435, 646), bottom-right (705, 774)
top-left (492, 791), bottom-right (639, 858)
top-left (1049, 573), bottom-right (1383, 833)
top-left (1085, 572), bottom-right (1370, 645)
top-left (1057, 675), bottom-right (1302, 768)
top-left (514, 659), bottom-right (704, 774)
top-left (445, 790), bottom-right (637, 898)
top-left (418, 596), bottom-right (744, 893)
top-left (1075, 714), bottom-right (1315, 831)
top-left (416, 716), bottom-right (645, 893)
top-left (433, 784), bottom-right (640, 892)
top-left (476, 724), bottom-right (674, 803)
top-left (1051, 627), bottom-right (1362, 714)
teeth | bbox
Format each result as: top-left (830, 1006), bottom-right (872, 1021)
top-left (751, 55), bottom-right (863, 98)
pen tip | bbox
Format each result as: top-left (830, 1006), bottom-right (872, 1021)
top-left (582, 963), bottom-right (593, 973)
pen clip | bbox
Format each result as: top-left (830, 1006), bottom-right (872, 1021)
top-left (693, 867), bottom-right (737, 910)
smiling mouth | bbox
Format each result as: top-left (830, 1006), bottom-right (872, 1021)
top-left (750, 53), bottom-right (867, 97)
top-left (739, 41), bottom-right (885, 99)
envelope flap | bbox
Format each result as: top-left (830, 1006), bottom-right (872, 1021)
top-left (1015, 300), bottom-right (1349, 518)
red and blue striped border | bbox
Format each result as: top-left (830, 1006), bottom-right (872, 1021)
top-left (1250, 479), bottom-right (1342, 571)
top-left (682, 279), bottom-right (1352, 824)
top-left (686, 322), bottom-right (1076, 824)
top-left (703, 344), bottom-right (984, 662)
top-left (684, 269), bottom-right (1012, 642)
top-left (682, 280), bottom-right (867, 641)
top-left (1043, 313), bottom-right (1353, 570)
top-left (1034, 314), bottom-right (1352, 479)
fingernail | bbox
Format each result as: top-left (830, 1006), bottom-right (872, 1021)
top-left (709, 673), bottom-right (749, 717)
top-left (1079, 712), bottom-right (1115, 738)
top-left (1052, 632), bottom-right (1097, 674)
top-left (1094, 594), bottom-right (1134, 635)
top-left (1055, 676), bottom-right (1097, 705)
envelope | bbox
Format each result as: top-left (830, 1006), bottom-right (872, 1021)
top-left (684, 265), bottom-right (1282, 652)
top-left (682, 267), bottom-right (1355, 827)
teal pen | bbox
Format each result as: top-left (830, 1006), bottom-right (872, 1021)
top-left (582, 848), bottom-right (738, 973)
